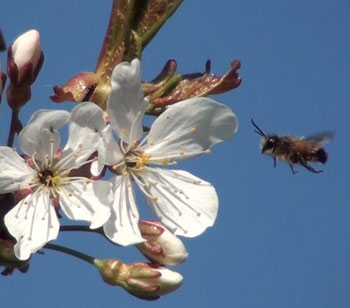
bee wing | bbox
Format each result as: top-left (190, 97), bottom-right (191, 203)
top-left (302, 131), bottom-right (335, 148)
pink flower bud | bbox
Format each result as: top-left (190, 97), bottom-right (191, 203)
top-left (7, 29), bottom-right (43, 86)
top-left (95, 259), bottom-right (183, 300)
top-left (0, 62), bottom-right (6, 102)
top-left (136, 220), bottom-right (189, 266)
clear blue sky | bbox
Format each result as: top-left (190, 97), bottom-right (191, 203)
top-left (1, 1), bottom-right (349, 307)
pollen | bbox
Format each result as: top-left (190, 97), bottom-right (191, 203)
top-left (162, 157), bottom-right (169, 165)
top-left (51, 176), bottom-right (62, 186)
top-left (136, 152), bottom-right (152, 169)
top-left (191, 127), bottom-right (197, 133)
top-left (205, 149), bottom-right (211, 154)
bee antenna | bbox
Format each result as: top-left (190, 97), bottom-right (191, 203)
top-left (251, 118), bottom-right (266, 138)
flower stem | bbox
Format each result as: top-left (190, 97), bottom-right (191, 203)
top-left (44, 243), bottom-right (95, 265)
top-left (7, 109), bottom-right (22, 147)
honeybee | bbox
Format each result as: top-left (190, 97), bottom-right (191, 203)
top-left (251, 118), bottom-right (334, 174)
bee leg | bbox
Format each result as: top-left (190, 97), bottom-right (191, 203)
top-left (301, 162), bottom-right (323, 174)
top-left (289, 164), bottom-right (297, 174)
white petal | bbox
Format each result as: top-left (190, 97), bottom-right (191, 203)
top-left (4, 190), bottom-right (59, 260)
top-left (61, 102), bottom-right (106, 170)
top-left (141, 168), bottom-right (218, 237)
top-left (0, 146), bottom-right (35, 193)
top-left (107, 59), bottom-right (148, 145)
top-left (91, 124), bottom-right (124, 176)
top-left (59, 180), bottom-right (111, 229)
top-left (19, 109), bottom-right (70, 162)
top-left (103, 175), bottom-right (144, 246)
top-left (144, 98), bottom-right (238, 161)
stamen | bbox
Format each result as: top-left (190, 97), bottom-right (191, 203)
top-left (31, 152), bottom-right (41, 172)
top-left (130, 173), bottom-right (155, 199)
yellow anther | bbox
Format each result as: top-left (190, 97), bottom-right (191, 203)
top-left (162, 157), bottom-right (169, 165)
top-left (123, 170), bottom-right (129, 176)
top-left (191, 127), bottom-right (197, 132)
top-left (150, 141), bottom-right (155, 145)
top-left (68, 193), bottom-right (73, 197)
top-left (121, 129), bottom-right (127, 135)
top-left (64, 177), bottom-right (71, 182)
top-left (178, 189), bottom-right (184, 194)
top-left (205, 149), bottom-right (211, 154)
top-left (153, 195), bottom-right (159, 201)
top-left (51, 176), bottom-right (62, 186)
top-left (45, 154), bottom-right (50, 159)
top-left (136, 152), bottom-right (152, 169)
top-left (192, 180), bottom-right (200, 184)
top-left (85, 179), bottom-right (92, 184)
top-left (50, 139), bottom-right (55, 143)
top-left (180, 151), bottom-right (185, 156)
top-left (166, 115), bottom-right (171, 119)
top-left (132, 140), bottom-right (138, 147)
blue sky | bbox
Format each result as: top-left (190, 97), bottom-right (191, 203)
top-left (1, 1), bottom-right (349, 307)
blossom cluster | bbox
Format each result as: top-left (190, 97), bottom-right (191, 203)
top-left (0, 1), bottom-right (241, 299)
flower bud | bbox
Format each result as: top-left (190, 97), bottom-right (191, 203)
top-left (95, 259), bottom-right (183, 300)
top-left (7, 29), bottom-right (43, 86)
top-left (0, 62), bottom-right (7, 102)
top-left (136, 220), bottom-right (188, 266)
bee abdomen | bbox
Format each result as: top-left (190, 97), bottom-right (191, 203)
top-left (316, 148), bottom-right (328, 164)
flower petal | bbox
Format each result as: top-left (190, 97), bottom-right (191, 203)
top-left (144, 97), bottom-right (238, 162)
top-left (19, 109), bottom-right (70, 162)
top-left (61, 102), bottom-right (106, 169)
top-left (107, 59), bottom-right (148, 146)
top-left (91, 124), bottom-right (124, 176)
top-left (4, 190), bottom-right (59, 260)
top-left (59, 180), bottom-right (111, 229)
top-left (0, 146), bottom-right (35, 193)
top-left (141, 168), bottom-right (218, 237)
top-left (103, 175), bottom-right (144, 246)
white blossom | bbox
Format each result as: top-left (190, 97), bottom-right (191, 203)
top-left (0, 102), bottom-right (111, 260)
top-left (95, 59), bottom-right (238, 246)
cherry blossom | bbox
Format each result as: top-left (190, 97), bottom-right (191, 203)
top-left (0, 102), bottom-right (111, 260)
top-left (95, 59), bottom-right (238, 246)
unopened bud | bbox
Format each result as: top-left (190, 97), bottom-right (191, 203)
top-left (94, 258), bottom-right (183, 300)
top-left (7, 29), bottom-right (43, 86)
top-left (136, 220), bottom-right (188, 266)
top-left (0, 62), bottom-right (6, 102)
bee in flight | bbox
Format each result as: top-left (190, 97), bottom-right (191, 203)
top-left (251, 118), bottom-right (334, 174)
